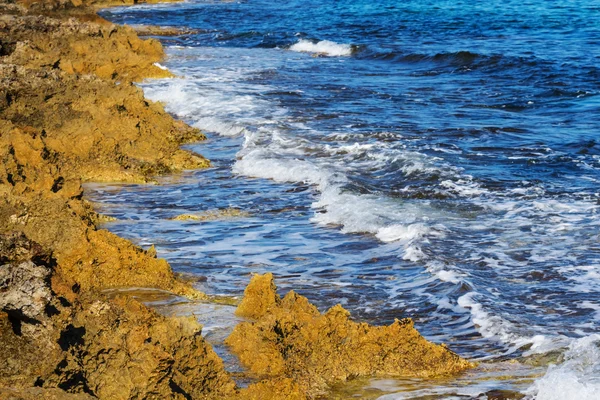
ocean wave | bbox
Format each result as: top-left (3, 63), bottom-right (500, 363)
top-left (457, 292), bottom-right (567, 356)
top-left (289, 39), bottom-right (353, 56)
top-left (356, 48), bottom-right (488, 64)
top-left (526, 335), bottom-right (600, 400)
top-left (355, 47), bottom-right (544, 73)
top-left (232, 149), bottom-right (335, 189)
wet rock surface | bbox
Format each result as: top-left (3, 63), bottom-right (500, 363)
top-left (227, 273), bottom-right (474, 398)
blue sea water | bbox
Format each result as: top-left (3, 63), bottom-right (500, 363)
top-left (91, 1), bottom-right (600, 398)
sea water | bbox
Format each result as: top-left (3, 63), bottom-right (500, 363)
top-left (90, 1), bottom-right (600, 398)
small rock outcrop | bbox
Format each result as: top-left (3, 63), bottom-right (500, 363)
top-left (0, 387), bottom-right (95, 400)
top-left (227, 273), bottom-right (474, 398)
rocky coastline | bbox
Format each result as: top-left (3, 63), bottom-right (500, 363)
top-left (0, 1), bottom-right (473, 398)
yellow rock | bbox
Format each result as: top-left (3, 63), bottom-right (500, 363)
top-left (171, 208), bottom-right (250, 222)
top-left (227, 274), bottom-right (475, 398)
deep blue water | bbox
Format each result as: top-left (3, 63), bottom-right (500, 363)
top-left (92, 1), bottom-right (600, 398)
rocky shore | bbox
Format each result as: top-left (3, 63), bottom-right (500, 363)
top-left (0, 1), bottom-right (473, 398)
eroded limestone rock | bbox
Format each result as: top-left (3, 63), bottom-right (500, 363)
top-left (0, 232), bottom-right (59, 328)
top-left (227, 273), bottom-right (474, 397)
top-left (0, 10), bottom-right (209, 296)
top-left (0, 233), bottom-right (235, 399)
top-left (0, 1), bottom-right (229, 397)
top-left (45, 295), bottom-right (237, 399)
top-left (0, 260), bottom-right (52, 320)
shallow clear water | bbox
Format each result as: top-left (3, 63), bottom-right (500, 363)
top-left (91, 1), bottom-right (600, 398)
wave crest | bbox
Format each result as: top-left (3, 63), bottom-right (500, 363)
top-left (289, 39), bottom-right (353, 57)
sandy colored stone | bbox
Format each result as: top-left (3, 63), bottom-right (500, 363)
top-left (0, 11), bottom-right (209, 297)
top-left (131, 24), bottom-right (202, 37)
top-left (237, 378), bottom-right (307, 400)
top-left (1, 11), bottom-right (171, 82)
top-left (227, 274), bottom-right (475, 397)
top-left (171, 208), bottom-right (250, 222)
top-left (235, 272), bottom-right (281, 320)
top-left (0, 233), bottom-right (235, 399)
top-left (0, 296), bottom-right (238, 399)
top-left (0, 66), bottom-right (209, 184)
top-left (0, 2), bottom-right (233, 398)
top-left (47, 295), bottom-right (237, 399)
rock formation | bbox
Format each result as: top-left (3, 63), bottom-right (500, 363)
top-left (227, 273), bottom-right (474, 398)
top-left (0, 1), bottom-right (237, 398)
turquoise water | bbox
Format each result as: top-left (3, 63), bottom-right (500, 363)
top-left (92, 1), bottom-right (600, 398)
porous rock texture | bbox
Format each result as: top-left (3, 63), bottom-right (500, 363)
top-left (227, 273), bottom-right (475, 398)
top-left (0, 387), bottom-right (96, 400)
top-left (0, 232), bottom-right (55, 320)
top-left (0, 1), bottom-right (240, 398)
top-left (0, 233), bottom-right (237, 399)
top-left (0, 0), bottom-right (209, 296)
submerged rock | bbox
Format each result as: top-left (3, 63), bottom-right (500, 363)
top-left (131, 24), bottom-right (203, 37)
top-left (170, 208), bottom-right (250, 222)
top-left (227, 273), bottom-right (474, 397)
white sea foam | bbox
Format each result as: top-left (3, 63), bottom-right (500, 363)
top-left (402, 245), bottom-right (425, 262)
top-left (289, 39), bottom-right (353, 56)
top-left (232, 150), bottom-right (334, 189)
top-left (556, 265), bottom-right (600, 294)
top-left (153, 62), bottom-right (169, 70)
top-left (432, 267), bottom-right (463, 284)
top-left (138, 48), bottom-right (466, 260)
top-left (526, 335), bottom-right (600, 400)
top-left (138, 47), bottom-right (600, 363)
top-left (375, 223), bottom-right (429, 243)
top-left (140, 49), bottom-right (436, 253)
top-left (457, 292), bottom-right (565, 355)
top-left (440, 178), bottom-right (489, 197)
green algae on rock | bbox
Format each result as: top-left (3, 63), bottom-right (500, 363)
top-left (227, 273), bottom-right (475, 398)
